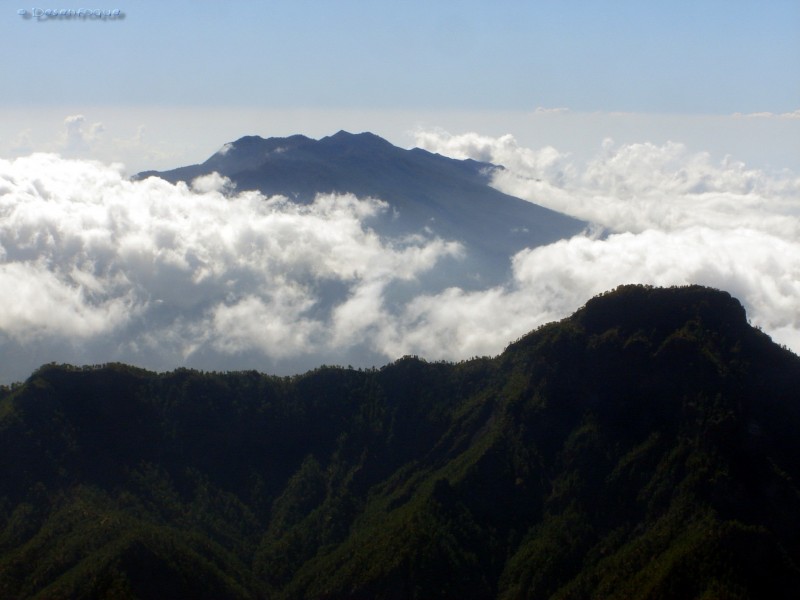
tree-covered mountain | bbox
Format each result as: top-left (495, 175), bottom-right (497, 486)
top-left (1, 285), bottom-right (799, 599)
top-left (136, 131), bottom-right (586, 287)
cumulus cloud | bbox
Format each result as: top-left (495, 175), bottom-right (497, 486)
top-left (407, 130), bottom-right (800, 355)
top-left (381, 227), bottom-right (800, 360)
top-left (415, 129), bottom-right (577, 187)
top-left (415, 130), bottom-right (800, 237)
top-left (191, 172), bottom-right (236, 194)
top-left (0, 154), bottom-right (461, 381)
top-left (1, 132), bottom-right (799, 382)
top-left (62, 114), bottom-right (105, 156)
top-left (7, 115), bottom-right (164, 173)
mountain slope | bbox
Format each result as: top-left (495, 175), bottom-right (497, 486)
top-left (137, 131), bottom-right (586, 285)
top-left (1, 285), bottom-right (799, 599)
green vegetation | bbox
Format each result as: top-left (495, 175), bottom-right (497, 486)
top-left (1, 285), bottom-right (799, 599)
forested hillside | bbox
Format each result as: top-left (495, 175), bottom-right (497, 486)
top-left (1, 285), bottom-right (799, 599)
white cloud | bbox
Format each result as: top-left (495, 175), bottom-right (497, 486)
top-left (401, 130), bottom-right (800, 356)
top-left (0, 154), bottom-right (462, 380)
top-left (1, 131), bottom-right (799, 382)
top-left (415, 129), bottom-right (577, 186)
top-left (733, 109), bottom-right (800, 120)
top-left (209, 291), bottom-right (322, 357)
top-left (62, 114), bottom-right (105, 156)
top-left (191, 172), bottom-right (235, 194)
top-left (216, 142), bottom-right (234, 156)
top-left (415, 130), bottom-right (800, 237)
top-left (533, 106), bottom-right (570, 115)
top-left (371, 226), bottom-right (800, 361)
top-left (0, 262), bottom-right (133, 340)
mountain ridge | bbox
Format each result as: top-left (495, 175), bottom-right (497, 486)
top-left (1, 285), bottom-right (799, 598)
top-left (136, 131), bottom-right (586, 286)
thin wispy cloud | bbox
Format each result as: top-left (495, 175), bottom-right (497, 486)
top-left (532, 106), bottom-right (570, 115)
top-left (733, 109), bottom-right (800, 120)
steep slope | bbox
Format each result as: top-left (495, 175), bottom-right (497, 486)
top-left (1, 285), bottom-right (799, 599)
top-left (137, 131), bottom-right (586, 285)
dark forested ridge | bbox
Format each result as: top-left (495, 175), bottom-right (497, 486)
top-left (2, 285), bottom-right (799, 599)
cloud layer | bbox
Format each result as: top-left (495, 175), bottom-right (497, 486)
top-left (0, 153), bottom-right (460, 380)
top-left (1, 133), bottom-right (799, 382)
top-left (411, 131), bottom-right (800, 352)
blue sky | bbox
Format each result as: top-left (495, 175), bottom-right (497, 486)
top-left (5, 1), bottom-right (799, 112)
top-left (1, 1), bottom-right (798, 170)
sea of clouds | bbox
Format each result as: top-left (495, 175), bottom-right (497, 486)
top-left (1, 133), bottom-right (798, 382)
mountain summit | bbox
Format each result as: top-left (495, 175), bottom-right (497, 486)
top-left (138, 131), bottom-right (586, 285)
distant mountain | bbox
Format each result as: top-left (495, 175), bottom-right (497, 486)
top-left (137, 131), bottom-right (586, 286)
top-left (2, 285), bottom-right (800, 599)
